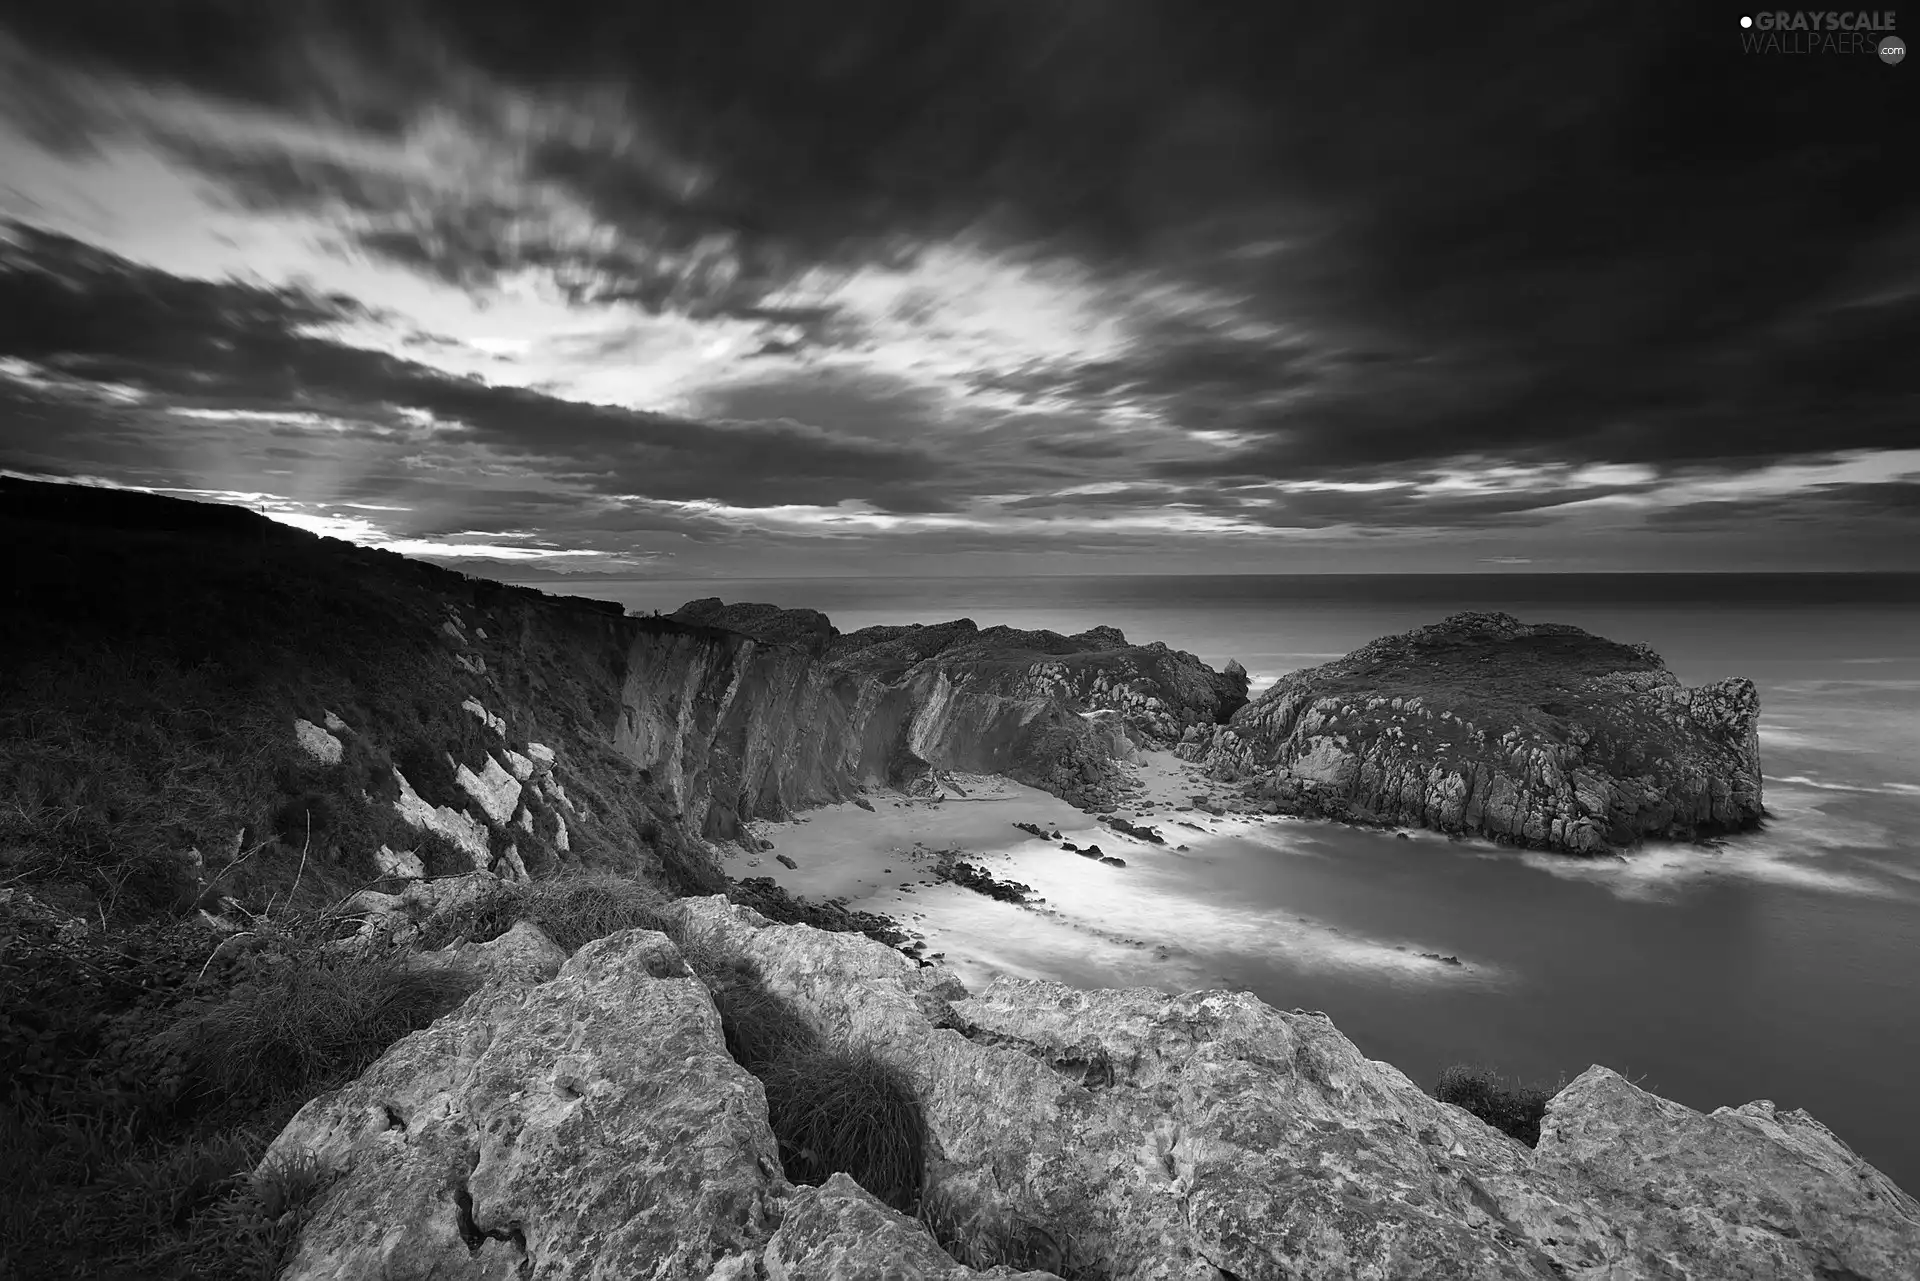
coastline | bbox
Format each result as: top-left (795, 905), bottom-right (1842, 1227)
top-left (721, 749), bottom-right (1480, 995)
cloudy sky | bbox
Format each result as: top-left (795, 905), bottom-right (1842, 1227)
top-left (1, 1), bottom-right (1915, 576)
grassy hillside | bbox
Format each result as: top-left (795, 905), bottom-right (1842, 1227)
top-left (0, 476), bottom-right (721, 927)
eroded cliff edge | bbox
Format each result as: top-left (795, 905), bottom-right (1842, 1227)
top-left (614, 599), bottom-right (1251, 838)
top-left (1178, 611), bottom-right (1765, 853)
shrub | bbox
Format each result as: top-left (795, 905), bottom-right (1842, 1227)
top-left (416, 871), bottom-right (670, 954)
top-left (758, 1047), bottom-right (926, 1213)
top-left (1433, 1064), bottom-right (1557, 1147)
top-left (665, 923), bottom-right (927, 1214)
top-left (155, 948), bottom-right (476, 1105)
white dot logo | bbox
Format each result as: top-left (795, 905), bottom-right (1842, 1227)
top-left (1740, 15), bottom-right (1753, 26)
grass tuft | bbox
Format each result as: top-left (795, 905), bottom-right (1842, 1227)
top-left (155, 952), bottom-right (476, 1105)
top-left (759, 1048), bottom-right (926, 1213)
top-left (1433, 1063), bottom-right (1559, 1147)
top-left (663, 918), bottom-right (928, 1214)
top-left (415, 870), bottom-right (670, 954)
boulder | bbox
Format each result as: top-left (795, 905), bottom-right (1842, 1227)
top-left (457, 754), bottom-right (523, 828)
top-left (293, 717), bottom-right (344, 765)
top-left (266, 930), bottom-right (781, 1280)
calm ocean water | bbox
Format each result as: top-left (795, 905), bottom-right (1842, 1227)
top-left (521, 573), bottom-right (1920, 1189)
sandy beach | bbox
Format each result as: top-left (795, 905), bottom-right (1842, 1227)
top-left (718, 749), bottom-right (1395, 995)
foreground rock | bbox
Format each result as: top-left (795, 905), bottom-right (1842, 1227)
top-left (269, 901), bottom-right (1918, 1280)
top-left (1184, 611), bottom-right (1764, 853)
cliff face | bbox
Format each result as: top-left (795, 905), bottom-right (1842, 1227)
top-left (1182, 611), bottom-right (1764, 853)
top-left (267, 901), bottom-right (1920, 1280)
top-left (614, 601), bottom-right (1249, 837)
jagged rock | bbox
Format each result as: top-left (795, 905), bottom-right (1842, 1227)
top-left (552, 812), bottom-right (569, 852)
top-left (266, 929), bottom-right (782, 1280)
top-left (460, 697), bottom-right (506, 737)
top-left (654, 899), bottom-right (1919, 1281)
top-left (409, 920), bottom-right (568, 986)
top-left (525, 742), bottom-right (556, 770)
top-left (501, 748), bottom-right (534, 782)
top-left (1196, 612), bottom-right (1764, 853)
top-left (391, 768), bottom-right (490, 870)
top-left (293, 717), bottom-right (344, 765)
top-left (349, 871), bottom-right (502, 945)
top-left (374, 844), bottom-right (425, 881)
top-left (457, 754), bottom-right (523, 828)
top-left (495, 842), bottom-right (529, 883)
top-left (1535, 1066), bottom-right (1920, 1279)
top-left (765, 1174), bottom-right (1060, 1280)
top-left (323, 709), bottom-right (350, 733)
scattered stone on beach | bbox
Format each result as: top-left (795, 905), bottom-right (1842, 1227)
top-left (775, 854), bottom-right (798, 870)
top-left (853, 797), bottom-right (876, 812)
top-left (1419, 952), bottom-right (1463, 966)
top-left (1099, 856), bottom-right (1127, 868)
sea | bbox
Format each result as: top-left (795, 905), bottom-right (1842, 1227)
top-left (515, 572), bottom-right (1920, 1190)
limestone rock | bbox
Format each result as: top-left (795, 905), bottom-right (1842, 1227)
top-left (294, 717), bottom-right (344, 765)
top-left (408, 920), bottom-right (568, 987)
top-left (766, 1174), bottom-right (1060, 1280)
top-left (1535, 1066), bottom-right (1920, 1279)
top-left (1198, 612), bottom-right (1764, 853)
top-left (501, 748), bottom-right (534, 782)
top-left (627, 606), bottom-right (1247, 839)
top-left (374, 844), bottom-right (425, 881)
top-left (525, 742), bottom-right (556, 770)
top-left (266, 929), bottom-right (781, 1281)
top-left (349, 871), bottom-right (502, 945)
top-left (391, 768), bottom-right (490, 870)
top-left (457, 754), bottom-right (523, 828)
top-left (460, 697), bottom-right (506, 736)
top-left (323, 709), bottom-right (350, 732)
top-left (665, 898), bottom-right (1918, 1281)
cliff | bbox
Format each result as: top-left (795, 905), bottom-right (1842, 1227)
top-left (1182, 611), bottom-right (1765, 853)
top-left (618, 599), bottom-right (1250, 838)
top-left (265, 899), bottom-right (1920, 1280)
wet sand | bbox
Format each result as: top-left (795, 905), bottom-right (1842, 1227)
top-left (720, 751), bottom-right (1333, 993)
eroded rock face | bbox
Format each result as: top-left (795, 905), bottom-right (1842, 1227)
top-left (1535, 1067), bottom-right (1920, 1280)
top-left (267, 929), bottom-right (785, 1281)
top-left (1187, 612), bottom-right (1764, 853)
top-left (618, 604), bottom-right (1249, 837)
top-left (765, 1175), bottom-right (1058, 1281)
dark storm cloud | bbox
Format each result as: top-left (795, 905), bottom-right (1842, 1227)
top-left (1643, 481), bottom-right (1920, 529)
top-left (2, 0), bottom-right (1915, 544)
top-left (0, 223), bottom-right (941, 509)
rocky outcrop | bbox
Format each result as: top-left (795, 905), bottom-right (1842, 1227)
top-left (617, 604), bottom-right (1249, 837)
top-left (268, 902), bottom-right (1920, 1280)
top-left (1184, 612), bottom-right (1763, 853)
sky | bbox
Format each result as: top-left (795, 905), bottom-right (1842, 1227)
top-left (0, 1), bottom-right (1915, 577)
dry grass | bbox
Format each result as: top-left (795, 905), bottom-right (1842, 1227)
top-left (1433, 1063), bottom-right (1561, 1147)
top-left (415, 870), bottom-right (672, 953)
top-left (758, 1048), bottom-right (926, 1211)
top-left (155, 949), bottom-right (477, 1105)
